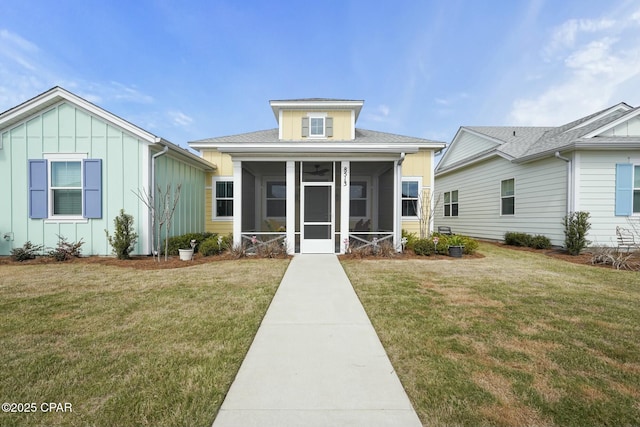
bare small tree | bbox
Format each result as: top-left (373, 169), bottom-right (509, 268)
top-left (134, 183), bottom-right (182, 262)
top-left (416, 190), bottom-right (441, 239)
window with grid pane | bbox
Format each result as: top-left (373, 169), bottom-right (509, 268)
top-left (501, 179), bottom-right (515, 215)
top-left (51, 161), bottom-right (82, 216)
top-left (215, 180), bottom-right (233, 217)
top-left (310, 117), bottom-right (324, 136)
top-left (444, 190), bottom-right (458, 217)
top-left (402, 180), bottom-right (419, 217)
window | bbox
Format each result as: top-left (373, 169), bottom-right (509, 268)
top-left (266, 181), bottom-right (286, 217)
top-left (214, 180), bottom-right (234, 218)
top-left (402, 180), bottom-right (419, 217)
top-left (28, 158), bottom-right (102, 220)
top-left (501, 178), bottom-right (515, 215)
top-left (301, 116), bottom-right (333, 138)
top-left (51, 161), bottom-right (82, 215)
top-left (350, 181), bottom-right (368, 217)
top-left (634, 166), bottom-right (640, 213)
top-left (310, 117), bottom-right (324, 137)
top-left (444, 190), bottom-right (458, 217)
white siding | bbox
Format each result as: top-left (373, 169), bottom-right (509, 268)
top-left (600, 116), bottom-right (640, 136)
top-left (435, 156), bottom-right (568, 245)
top-left (439, 130), bottom-right (499, 169)
top-left (576, 150), bottom-right (640, 246)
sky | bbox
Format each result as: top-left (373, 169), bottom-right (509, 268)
top-left (1, 0), bottom-right (640, 153)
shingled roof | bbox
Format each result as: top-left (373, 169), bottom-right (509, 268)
top-left (437, 102), bottom-right (640, 173)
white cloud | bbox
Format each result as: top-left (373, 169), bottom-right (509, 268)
top-left (168, 111), bottom-right (193, 127)
top-left (509, 8), bottom-right (640, 126)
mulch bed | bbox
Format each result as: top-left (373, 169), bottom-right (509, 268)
top-left (0, 242), bottom-right (619, 270)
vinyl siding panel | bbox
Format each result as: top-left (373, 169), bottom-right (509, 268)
top-left (576, 150), bottom-right (640, 246)
top-left (435, 156), bottom-right (567, 245)
top-left (0, 101), bottom-right (147, 256)
top-left (280, 110), bottom-right (352, 140)
top-left (439, 130), bottom-right (499, 169)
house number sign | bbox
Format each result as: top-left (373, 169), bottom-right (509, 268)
top-left (343, 166), bottom-right (349, 186)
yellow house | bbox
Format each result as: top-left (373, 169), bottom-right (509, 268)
top-left (189, 99), bottom-right (445, 254)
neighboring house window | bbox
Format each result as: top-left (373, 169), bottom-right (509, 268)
top-left (350, 181), bottom-right (368, 217)
top-left (28, 158), bottom-right (102, 220)
top-left (214, 179), bottom-right (234, 218)
top-left (402, 179), bottom-right (419, 217)
top-left (501, 178), bottom-right (515, 215)
top-left (634, 165), bottom-right (640, 213)
top-left (266, 181), bottom-right (286, 217)
top-left (444, 190), bottom-right (459, 217)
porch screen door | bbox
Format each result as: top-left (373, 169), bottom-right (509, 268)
top-left (301, 183), bottom-right (334, 253)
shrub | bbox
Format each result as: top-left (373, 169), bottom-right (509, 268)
top-left (10, 241), bottom-right (43, 261)
top-left (106, 209), bottom-right (139, 260)
top-left (199, 234), bottom-right (232, 256)
top-left (504, 232), bottom-right (533, 247)
top-left (430, 233), bottom-right (450, 253)
top-left (563, 211), bottom-right (591, 256)
top-left (413, 238), bottom-right (435, 256)
top-left (460, 236), bottom-right (479, 254)
top-left (402, 229), bottom-right (418, 250)
top-left (530, 235), bottom-right (552, 250)
top-left (48, 235), bottom-right (84, 261)
top-left (163, 232), bottom-right (215, 255)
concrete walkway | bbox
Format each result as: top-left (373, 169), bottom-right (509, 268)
top-left (212, 254), bottom-right (422, 427)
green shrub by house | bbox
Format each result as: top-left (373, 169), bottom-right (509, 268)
top-left (163, 232), bottom-right (215, 255)
top-left (105, 209), bottom-right (138, 260)
top-left (413, 238), bottom-right (436, 256)
top-left (563, 211), bottom-right (591, 255)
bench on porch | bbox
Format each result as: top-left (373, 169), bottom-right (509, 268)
top-left (437, 226), bottom-right (453, 235)
top-left (616, 226), bottom-right (637, 252)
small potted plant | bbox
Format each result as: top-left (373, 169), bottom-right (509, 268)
top-left (179, 239), bottom-right (197, 261)
top-left (447, 235), bottom-right (465, 258)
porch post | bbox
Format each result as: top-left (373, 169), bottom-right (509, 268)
top-left (394, 156), bottom-right (403, 251)
top-left (340, 161), bottom-right (350, 254)
top-left (232, 160), bottom-right (242, 249)
top-left (286, 161), bottom-right (295, 255)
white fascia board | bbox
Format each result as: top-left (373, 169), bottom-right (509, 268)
top-left (269, 99), bottom-right (364, 121)
top-left (209, 142), bottom-right (435, 155)
top-left (435, 150), bottom-right (511, 176)
top-left (0, 87), bottom-right (157, 143)
top-left (568, 103), bottom-right (634, 132)
top-left (582, 108), bottom-right (640, 138)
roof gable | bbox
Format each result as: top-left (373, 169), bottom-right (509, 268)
top-left (0, 86), bottom-right (157, 142)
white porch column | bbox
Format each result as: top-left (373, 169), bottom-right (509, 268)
top-left (286, 161), bottom-right (295, 255)
top-left (232, 160), bottom-right (242, 248)
top-left (394, 156), bottom-right (404, 251)
top-left (340, 161), bottom-right (350, 254)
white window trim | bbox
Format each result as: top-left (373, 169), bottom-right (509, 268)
top-left (212, 176), bottom-right (234, 220)
top-left (500, 177), bottom-right (516, 216)
top-left (401, 176), bottom-right (422, 220)
top-left (307, 112), bottom-right (328, 139)
top-left (444, 190), bottom-right (459, 217)
top-left (44, 153), bottom-right (88, 222)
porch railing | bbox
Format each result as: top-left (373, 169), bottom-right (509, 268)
top-left (241, 232), bottom-right (287, 254)
top-left (347, 232), bottom-right (395, 252)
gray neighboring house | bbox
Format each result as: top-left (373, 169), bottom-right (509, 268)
top-left (434, 102), bottom-right (640, 247)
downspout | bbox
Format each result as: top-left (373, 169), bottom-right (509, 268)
top-left (150, 139), bottom-right (169, 254)
top-left (555, 151), bottom-right (572, 214)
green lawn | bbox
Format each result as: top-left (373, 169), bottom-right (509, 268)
top-left (342, 243), bottom-right (640, 427)
top-left (0, 259), bottom-right (289, 427)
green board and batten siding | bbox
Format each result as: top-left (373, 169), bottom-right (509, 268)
top-left (0, 99), bottom-right (209, 256)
